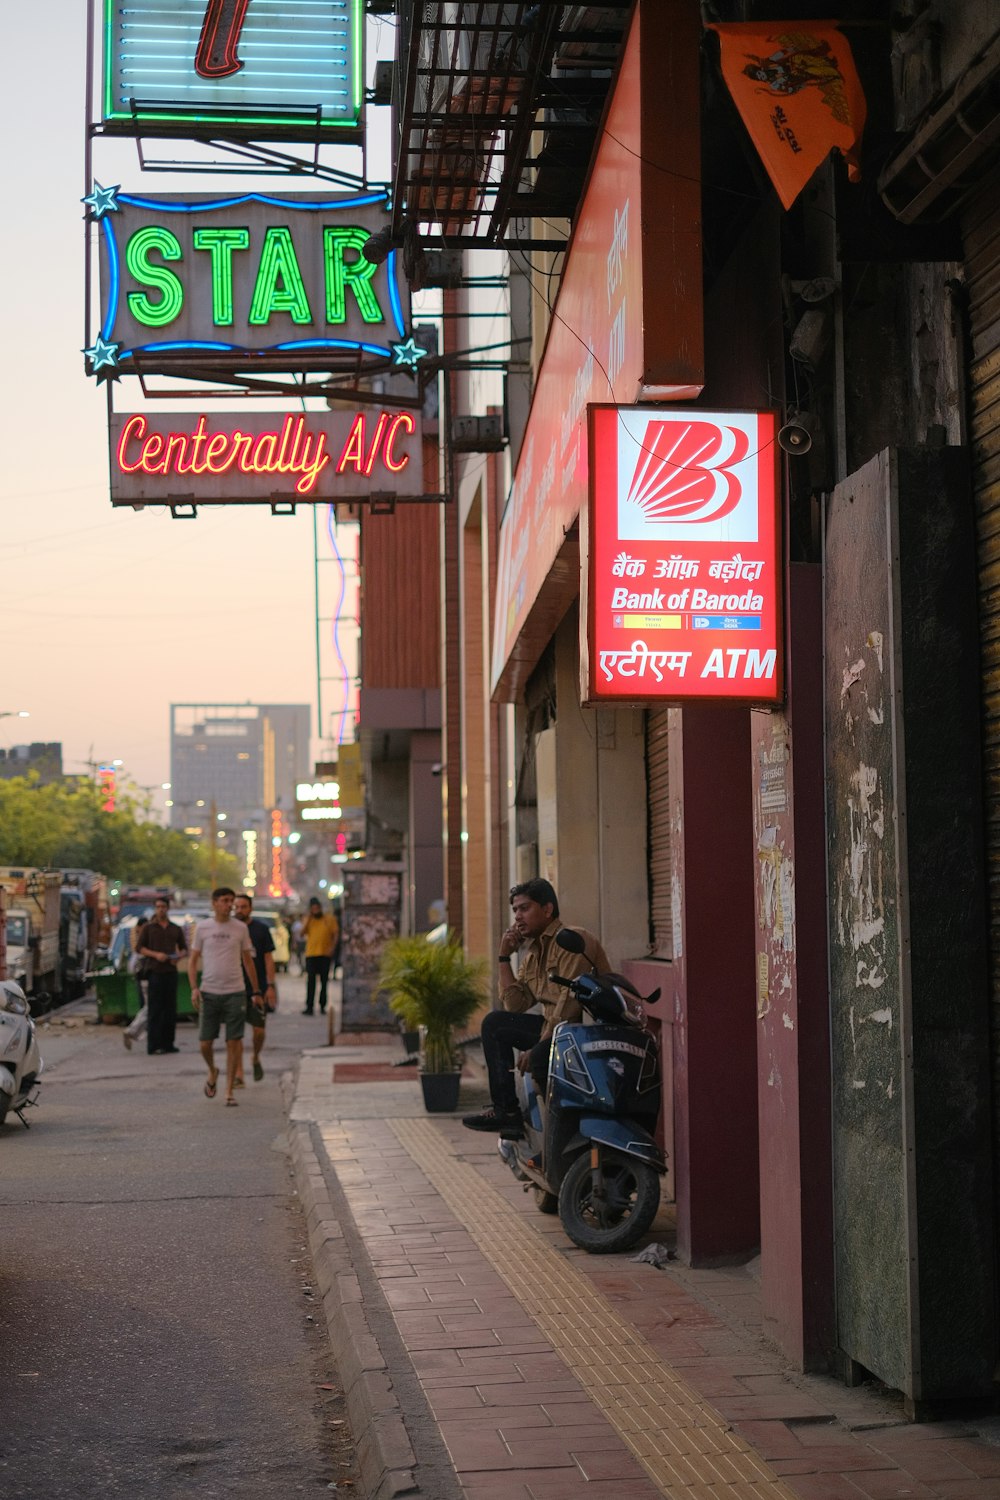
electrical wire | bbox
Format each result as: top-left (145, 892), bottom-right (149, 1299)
top-left (507, 245), bottom-right (779, 475)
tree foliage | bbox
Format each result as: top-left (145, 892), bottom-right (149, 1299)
top-left (0, 776), bottom-right (240, 889)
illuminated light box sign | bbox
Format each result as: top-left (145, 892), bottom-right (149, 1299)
top-left (585, 406), bottom-right (783, 703)
top-left (102, 0), bottom-right (363, 137)
top-left (108, 409), bottom-right (423, 506)
top-left (296, 779), bottom-right (341, 818)
top-left (86, 189), bottom-right (410, 377)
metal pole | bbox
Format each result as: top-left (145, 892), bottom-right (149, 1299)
top-left (313, 505), bottom-right (324, 738)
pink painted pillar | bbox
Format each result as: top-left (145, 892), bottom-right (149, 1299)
top-left (669, 702), bottom-right (760, 1263)
top-left (751, 564), bottom-right (834, 1369)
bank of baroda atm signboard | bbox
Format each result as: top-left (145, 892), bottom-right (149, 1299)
top-left (585, 406), bottom-right (783, 702)
top-left (101, 0), bottom-right (363, 137)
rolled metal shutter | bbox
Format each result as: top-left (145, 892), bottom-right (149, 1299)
top-left (646, 705), bottom-right (672, 957)
top-left (963, 169), bottom-right (1000, 1168)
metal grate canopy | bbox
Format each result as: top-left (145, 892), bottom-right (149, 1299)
top-left (391, 2), bottom-right (630, 248)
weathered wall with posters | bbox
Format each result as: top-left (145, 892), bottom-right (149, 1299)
top-left (825, 446), bottom-right (994, 1401)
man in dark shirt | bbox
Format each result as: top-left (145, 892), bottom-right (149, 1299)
top-left (233, 894), bottom-right (276, 1084)
top-left (134, 897), bottom-right (188, 1055)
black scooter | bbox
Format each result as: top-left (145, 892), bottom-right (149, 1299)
top-left (498, 930), bottom-right (666, 1253)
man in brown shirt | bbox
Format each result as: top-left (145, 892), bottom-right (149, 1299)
top-left (134, 897), bottom-right (188, 1055)
top-left (462, 878), bottom-right (609, 1139)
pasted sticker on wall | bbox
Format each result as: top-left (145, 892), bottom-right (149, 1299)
top-left (841, 657), bottom-right (866, 702)
top-left (778, 858), bottom-right (795, 953)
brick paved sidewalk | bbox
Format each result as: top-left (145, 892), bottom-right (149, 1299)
top-left (290, 1050), bottom-right (1000, 1500)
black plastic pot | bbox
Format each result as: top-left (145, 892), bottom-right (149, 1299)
top-left (401, 1029), bottom-right (420, 1055)
top-left (419, 1071), bottom-right (462, 1113)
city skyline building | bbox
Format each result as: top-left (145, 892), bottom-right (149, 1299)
top-left (168, 706), bottom-right (311, 881)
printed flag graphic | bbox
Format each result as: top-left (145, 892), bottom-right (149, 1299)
top-left (709, 22), bottom-right (867, 210)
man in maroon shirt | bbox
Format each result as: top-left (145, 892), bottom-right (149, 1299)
top-left (134, 897), bottom-right (188, 1055)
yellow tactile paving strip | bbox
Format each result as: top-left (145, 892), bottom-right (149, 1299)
top-left (390, 1118), bottom-right (797, 1500)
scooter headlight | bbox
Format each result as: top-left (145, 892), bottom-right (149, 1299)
top-left (0, 981), bottom-right (28, 1015)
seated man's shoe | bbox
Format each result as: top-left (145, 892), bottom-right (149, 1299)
top-left (462, 1106), bottom-right (523, 1137)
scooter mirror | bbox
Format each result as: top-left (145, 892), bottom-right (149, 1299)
top-left (555, 928), bottom-right (586, 955)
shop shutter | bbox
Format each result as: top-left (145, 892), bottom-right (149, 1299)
top-left (963, 168), bottom-right (1000, 1176)
top-left (646, 705), bottom-right (672, 957)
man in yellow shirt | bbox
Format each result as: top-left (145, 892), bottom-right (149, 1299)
top-left (302, 896), bottom-right (339, 1016)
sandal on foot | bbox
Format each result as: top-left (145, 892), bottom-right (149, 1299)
top-left (204, 1070), bottom-right (218, 1098)
top-left (233, 1077), bottom-right (245, 1088)
top-left (253, 1061), bottom-right (264, 1082)
top-left (225, 1095), bottom-right (238, 1107)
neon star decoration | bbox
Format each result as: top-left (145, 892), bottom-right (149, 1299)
top-left (87, 189), bottom-right (412, 378)
top-left (83, 334), bottom-right (121, 371)
top-left (391, 336), bottom-right (428, 369)
top-left (83, 181), bottom-right (121, 219)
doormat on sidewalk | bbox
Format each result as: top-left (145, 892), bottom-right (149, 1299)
top-left (332, 1062), bottom-right (415, 1082)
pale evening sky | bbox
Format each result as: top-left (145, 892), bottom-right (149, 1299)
top-left (0, 3), bottom-right (397, 807)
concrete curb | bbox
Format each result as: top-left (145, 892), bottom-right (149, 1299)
top-left (284, 1101), bottom-right (418, 1500)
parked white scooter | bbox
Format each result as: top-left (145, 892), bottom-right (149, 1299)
top-left (0, 980), bottom-right (43, 1128)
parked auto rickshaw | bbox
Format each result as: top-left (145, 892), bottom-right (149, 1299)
top-left (92, 914), bottom-right (198, 1022)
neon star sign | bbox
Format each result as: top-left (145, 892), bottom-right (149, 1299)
top-left (86, 189), bottom-right (412, 376)
top-left (101, 0), bottom-right (363, 138)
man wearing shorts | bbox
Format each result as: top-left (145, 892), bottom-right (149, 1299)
top-left (188, 887), bottom-right (261, 1107)
top-left (233, 893), bottom-right (276, 1085)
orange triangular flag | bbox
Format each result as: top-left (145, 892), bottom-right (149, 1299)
top-left (708, 22), bottom-right (867, 210)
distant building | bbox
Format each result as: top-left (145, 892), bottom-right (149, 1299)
top-left (168, 706), bottom-right (310, 866)
top-left (0, 742), bottom-right (63, 785)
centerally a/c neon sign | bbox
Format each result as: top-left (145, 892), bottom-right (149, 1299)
top-left (84, 188), bottom-right (414, 377)
top-left (108, 409), bottom-right (423, 506)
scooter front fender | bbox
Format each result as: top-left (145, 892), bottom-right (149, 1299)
top-left (578, 1116), bottom-right (667, 1173)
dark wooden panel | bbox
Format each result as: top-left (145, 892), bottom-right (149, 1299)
top-left (360, 501), bottom-right (441, 690)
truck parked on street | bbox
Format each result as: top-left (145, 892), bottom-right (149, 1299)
top-left (0, 868), bottom-right (63, 1008)
top-left (60, 870), bottom-right (111, 999)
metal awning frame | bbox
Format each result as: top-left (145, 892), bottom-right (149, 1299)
top-left (391, 1), bottom-right (571, 248)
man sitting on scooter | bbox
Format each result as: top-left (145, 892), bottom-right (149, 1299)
top-left (462, 878), bottom-right (609, 1139)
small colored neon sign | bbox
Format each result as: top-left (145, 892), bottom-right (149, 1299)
top-left (98, 765), bottom-right (117, 812)
top-left (102, 0), bottom-right (363, 135)
top-left (108, 410), bottom-right (423, 506)
top-left (585, 406), bottom-right (782, 703)
top-left (85, 189), bottom-right (410, 376)
top-left (269, 809), bottom-right (284, 898)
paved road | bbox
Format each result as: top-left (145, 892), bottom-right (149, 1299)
top-left (0, 976), bottom-right (354, 1499)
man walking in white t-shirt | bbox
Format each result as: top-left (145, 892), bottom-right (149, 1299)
top-left (188, 887), bottom-right (261, 1107)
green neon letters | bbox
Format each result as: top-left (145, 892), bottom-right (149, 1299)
top-left (324, 227), bottom-right (384, 325)
top-left (248, 227), bottom-right (313, 326)
top-left (123, 222), bottom-right (388, 332)
top-left (126, 227), bottom-right (184, 326)
top-left (192, 228), bottom-right (250, 325)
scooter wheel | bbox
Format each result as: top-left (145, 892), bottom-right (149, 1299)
top-left (533, 1186), bottom-right (559, 1215)
top-left (558, 1152), bottom-right (660, 1254)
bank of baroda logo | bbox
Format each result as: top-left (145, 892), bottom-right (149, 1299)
top-left (616, 411), bottom-right (762, 543)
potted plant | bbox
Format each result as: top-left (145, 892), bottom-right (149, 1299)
top-left (378, 933), bottom-right (488, 1112)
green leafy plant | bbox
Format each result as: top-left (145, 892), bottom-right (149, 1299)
top-left (378, 933), bottom-right (488, 1074)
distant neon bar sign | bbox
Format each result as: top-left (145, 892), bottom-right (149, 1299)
top-left (109, 410), bottom-right (423, 506)
top-left (585, 406), bottom-right (782, 702)
top-left (101, 0), bottom-right (364, 137)
top-left (84, 189), bottom-right (411, 377)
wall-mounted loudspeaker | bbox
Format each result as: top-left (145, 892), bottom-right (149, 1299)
top-left (777, 412), bottom-right (816, 455)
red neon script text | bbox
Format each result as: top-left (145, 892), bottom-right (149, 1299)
top-left (117, 412), bottom-right (415, 497)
